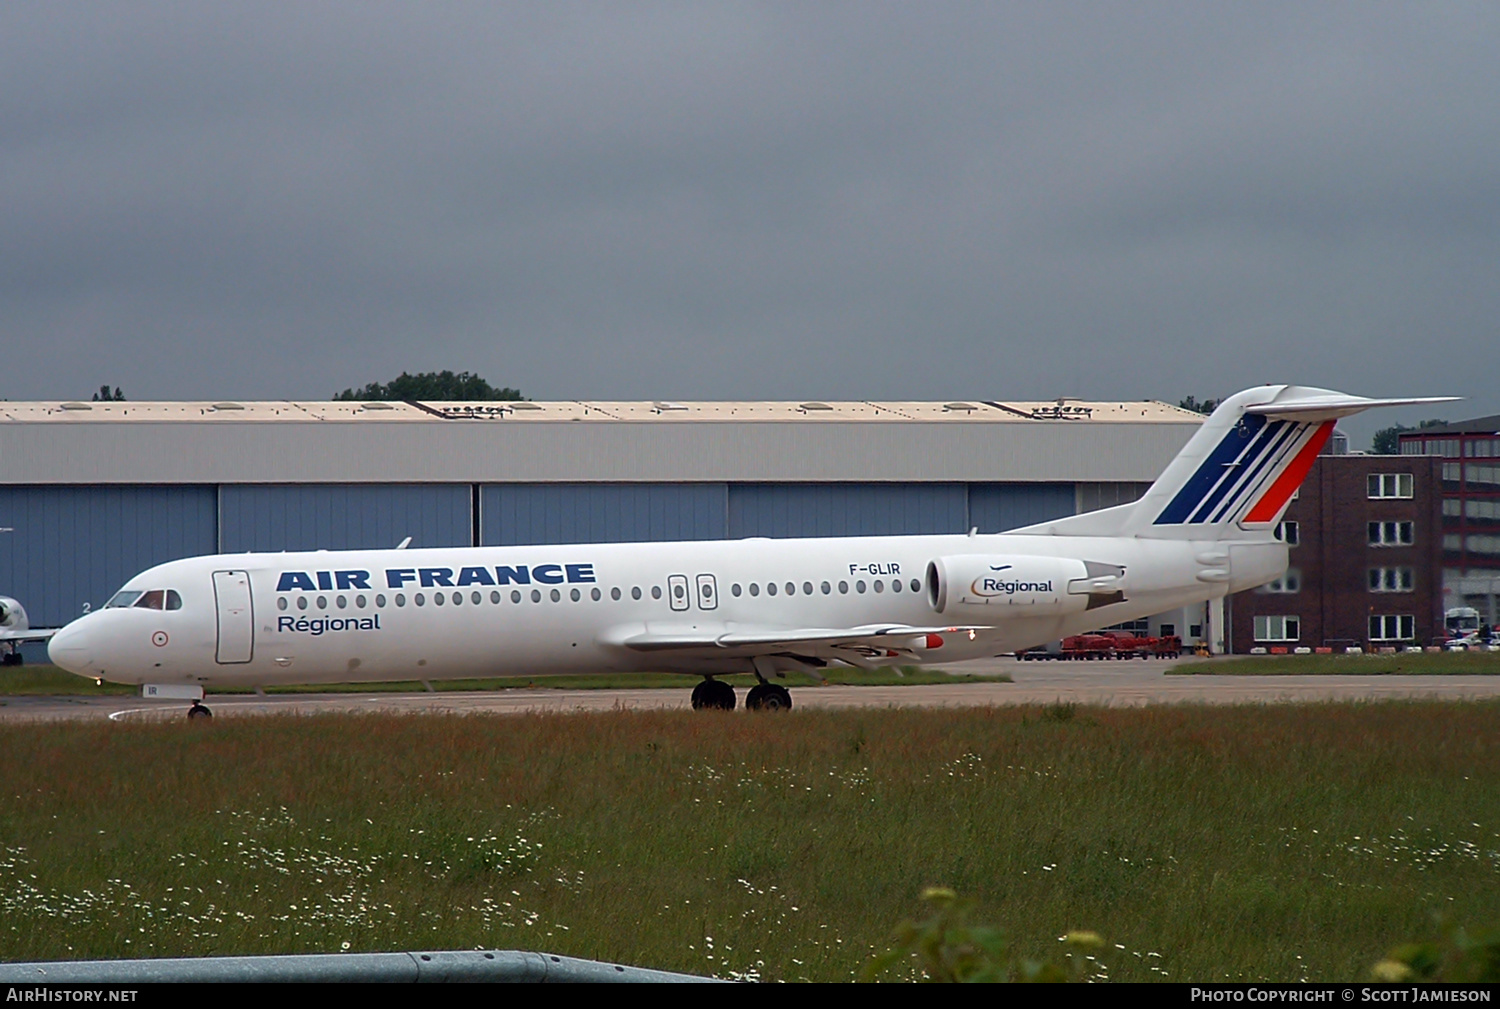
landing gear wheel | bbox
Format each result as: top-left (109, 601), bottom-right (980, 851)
top-left (187, 700), bottom-right (212, 720)
top-left (745, 683), bottom-right (792, 712)
top-left (690, 679), bottom-right (736, 711)
top-left (0, 652), bottom-right (20, 667)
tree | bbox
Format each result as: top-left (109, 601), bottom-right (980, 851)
top-left (91, 385), bottom-right (125, 402)
top-left (333, 371), bottom-right (524, 402)
top-left (1178, 396), bottom-right (1220, 415)
top-left (1370, 418), bottom-right (1448, 455)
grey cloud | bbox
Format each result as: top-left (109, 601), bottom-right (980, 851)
top-left (0, 3), bottom-right (1494, 445)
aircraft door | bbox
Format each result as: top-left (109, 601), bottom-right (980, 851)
top-left (695, 574), bottom-right (718, 611)
top-left (212, 570), bottom-right (254, 664)
top-left (667, 574), bottom-right (690, 612)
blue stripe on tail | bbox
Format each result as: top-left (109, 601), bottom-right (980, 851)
top-left (1153, 414), bottom-right (1267, 525)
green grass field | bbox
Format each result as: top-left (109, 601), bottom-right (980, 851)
top-left (0, 664), bottom-right (1008, 697)
top-left (1174, 651), bottom-right (1500, 676)
top-left (1, 702), bottom-right (1495, 981)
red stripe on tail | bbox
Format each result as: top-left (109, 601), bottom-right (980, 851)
top-left (1242, 421), bottom-right (1334, 524)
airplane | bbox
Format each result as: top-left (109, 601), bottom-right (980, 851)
top-left (0, 596), bottom-right (60, 666)
top-left (47, 385), bottom-right (1454, 715)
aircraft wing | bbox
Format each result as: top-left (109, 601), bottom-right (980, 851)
top-left (0, 628), bottom-right (57, 643)
top-left (618, 623), bottom-right (988, 653)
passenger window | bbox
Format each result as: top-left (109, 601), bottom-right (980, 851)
top-left (134, 590), bottom-right (166, 610)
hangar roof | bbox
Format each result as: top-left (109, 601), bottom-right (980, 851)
top-left (2, 399), bottom-right (1200, 423)
top-left (0, 399), bottom-right (1203, 485)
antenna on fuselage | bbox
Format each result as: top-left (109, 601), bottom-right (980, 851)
top-left (395, 536), bottom-right (412, 549)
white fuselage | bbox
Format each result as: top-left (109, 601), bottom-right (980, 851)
top-left (46, 531), bottom-right (1284, 687)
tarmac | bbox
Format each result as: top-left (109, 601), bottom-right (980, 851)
top-left (4, 656), bottom-right (1499, 723)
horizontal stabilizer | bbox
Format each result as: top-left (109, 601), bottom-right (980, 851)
top-left (1245, 391), bottom-right (1459, 422)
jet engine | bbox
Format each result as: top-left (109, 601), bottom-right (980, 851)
top-left (925, 555), bottom-right (1128, 620)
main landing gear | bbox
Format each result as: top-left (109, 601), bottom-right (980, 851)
top-left (690, 678), bottom-right (736, 711)
top-left (745, 683), bottom-right (792, 711)
top-left (187, 700), bottom-right (213, 720)
top-left (690, 664), bottom-right (796, 713)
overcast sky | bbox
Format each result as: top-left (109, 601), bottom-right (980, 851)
top-left (1, 3), bottom-right (1494, 446)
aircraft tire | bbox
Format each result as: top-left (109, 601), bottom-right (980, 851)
top-left (746, 683), bottom-right (792, 712)
top-left (691, 679), bottom-right (735, 711)
top-left (187, 701), bottom-right (213, 720)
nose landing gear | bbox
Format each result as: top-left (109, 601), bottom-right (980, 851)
top-left (690, 678), bottom-right (736, 711)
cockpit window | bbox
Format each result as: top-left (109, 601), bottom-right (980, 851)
top-left (133, 590), bottom-right (166, 610)
top-left (166, 590), bottom-right (183, 611)
top-left (107, 590), bottom-right (143, 608)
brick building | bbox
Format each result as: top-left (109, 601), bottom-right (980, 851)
top-left (1229, 453), bottom-right (1444, 652)
top-left (1397, 417), bottom-right (1500, 626)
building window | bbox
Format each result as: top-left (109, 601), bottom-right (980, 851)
top-left (1367, 473), bottom-right (1413, 499)
top-left (1368, 567), bottom-right (1414, 593)
top-left (1368, 521), bottom-right (1414, 547)
top-left (1369, 614), bottom-right (1415, 641)
top-left (1467, 500), bottom-right (1500, 521)
top-left (1275, 521), bottom-right (1299, 545)
top-left (1466, 534), bottom-right (1500, 556)
top-left (1466, 464), bottom-right (1500, 488)
top-left (1444, 499), bottom-right (1462, 518)
top-left (1254, 615), bottom-right (1300, 642)
top-left (1261, 569), bottom-right (1301, 593)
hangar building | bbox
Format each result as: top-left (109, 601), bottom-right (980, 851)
top-left (0, 397), bottom-right (1207, 649)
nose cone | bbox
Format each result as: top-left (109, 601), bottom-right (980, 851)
top-left (48, 622), bottom-right (92, 676)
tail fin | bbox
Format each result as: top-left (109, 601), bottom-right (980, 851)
top-left (1020, 385), bottom-right (1457, 540)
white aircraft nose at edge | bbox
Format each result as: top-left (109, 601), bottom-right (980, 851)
top-left (0, 596), bottom-right (58, 666)
top-left (48, 385), bottom-right (1456, 713)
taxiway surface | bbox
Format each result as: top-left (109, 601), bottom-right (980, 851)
top-left (3, 657), bottom-right (1498, 723)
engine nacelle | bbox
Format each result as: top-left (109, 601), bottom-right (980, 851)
top-left (925, 555), bottom-right (1103, 619)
